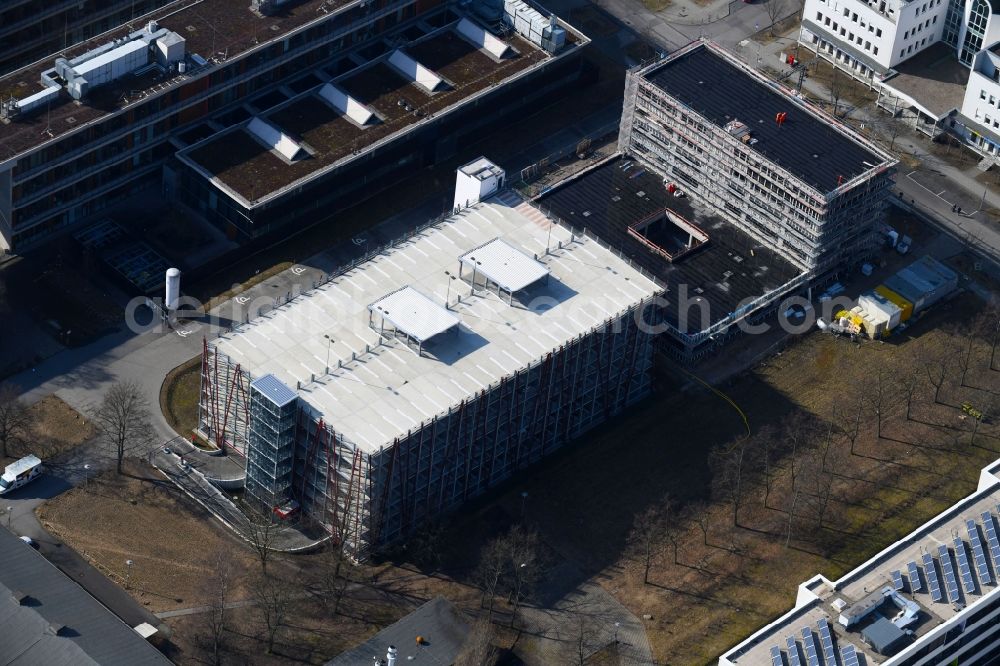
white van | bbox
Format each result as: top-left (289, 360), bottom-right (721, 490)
top-left (0, 455), bottom-right (43, 495)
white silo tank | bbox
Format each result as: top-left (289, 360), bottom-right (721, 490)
top-left (165, 268), bottom-right (181, 311)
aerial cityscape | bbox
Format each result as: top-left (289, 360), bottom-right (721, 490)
top-left (2, 0), bottom-right (1000, 664)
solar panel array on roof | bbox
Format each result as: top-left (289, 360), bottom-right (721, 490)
top-left (771, 645), bottom-right (785, 666)
top-left (985, 511), bottom-right (1000, 575)
top-left (924, 552), bottom-right (943, 602)
top-left (954, 537), bottom-right (976, 594)
top-left (817, 618), bottom-right (835, 666)
top-left (801, 627), bottom-right (821, 666)
top-left (786, 636), bottom-right (803, 666)
top-left (938, 544), bottom-right (960, 603)
top-left (642, 44), bottom-right (882, 193)
top-left (967, 519), bottom-right (993, 585)
top-left (841, 644), bottom-right (860, 666)
top-left (907, 560), bottom-right (923, 592)
top-left (891, 569), bottom-right (904, 591)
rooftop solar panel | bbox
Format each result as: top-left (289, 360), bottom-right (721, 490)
top-left (891, 569), bottom-right (904, 591)
top-left (968, 519), bottom-right (993, 585)
top-left (954, 537), bottom-right (976, 594)
top-left (786, 636), bottom-right (803, 666)
top-left (771, 645), bottom-right (785, 666)
top-left (985, 512), bottom-right (1000, 575)
top-left (817, 618), bottom-right (835, 666)
top-left (841, 644), bottom-right (860, 666)
top-left (939, 544), bottom-right (961, 602)
top-left (907, 560), bottom-right (922, 592)
top-left (924, 553), bottom-right (943, 602)
top-left (801, 627), bottom-right (821, 666)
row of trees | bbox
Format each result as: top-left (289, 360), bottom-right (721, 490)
top-left (628, 307), bottom-right (1000, 587)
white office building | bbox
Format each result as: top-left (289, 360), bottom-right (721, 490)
top-left (799, 0), bottom-right (1000, 155)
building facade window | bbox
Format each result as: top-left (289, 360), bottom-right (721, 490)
top-left (960, 0), bottom-right (991, 65)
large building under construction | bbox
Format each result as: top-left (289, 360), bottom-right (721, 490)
top-left (618, 41), bottom-right (897, 276)
top-left (0, 0), bottom-right (588, 252)
top-left (198, 165), bottom-right (662, 557)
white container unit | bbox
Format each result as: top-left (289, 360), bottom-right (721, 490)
top-left (73, 40), bottom-right (149, 88)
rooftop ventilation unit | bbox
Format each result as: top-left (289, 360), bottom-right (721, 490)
top-left (388, 50), bottom-right (447, 93)
top-left (247, 117), bottom-right (308, 161)
top-left (456, 18), bottom-right (512, 59)
top-left (503, 1), bottom-right (566, 52)
top-left (318, 84), bottom-right (376, 125)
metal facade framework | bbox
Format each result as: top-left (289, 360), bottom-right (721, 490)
top-left (618, 40), bottom-right (898, 277)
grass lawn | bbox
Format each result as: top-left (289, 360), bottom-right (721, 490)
top-left (160, 356), bottom-right (203, 440)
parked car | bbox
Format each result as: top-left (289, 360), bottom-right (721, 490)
top-left (19, 536), bottom-right (39, 550)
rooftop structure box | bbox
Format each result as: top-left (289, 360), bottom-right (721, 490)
top-left (618, 40), bottom-right (897, 277)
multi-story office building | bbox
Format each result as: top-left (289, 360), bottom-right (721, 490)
top-left (0, 0), bottom-right (588, 253)
top-left (800, 0), bottom-right (1000, 154)
top-left (199, 160), bottom-right (662, 558)
top-left (800, 0), bottom-right (950, 79)
top-left (720, 457), bottom-right (1000, 666)
top-left (618, 41), bottom-right (897, 276)
top-left (0, 0), bottom-right (176, 77)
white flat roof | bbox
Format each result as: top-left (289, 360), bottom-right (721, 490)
top-left (721, 462), bottom-right (1000, 666)
top-left (210, 197), bottom-right (661, 453)
top-left (460, 237), bottom-right (549, 293)
top-left (369, 286), bottom-right (460, 343)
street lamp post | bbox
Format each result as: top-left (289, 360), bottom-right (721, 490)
top-left (614, 621), bottom-right (621, 644)
top-left (125, 559), bottom-right (134, 589)
top-left (520, 491), bottom-right (529, 519)
top-left (5, 506), bottom-right (12, 529)
top-left (83, 464), bottom-right (91, 492)
top-left (324, 334), bottom-right (334, 373)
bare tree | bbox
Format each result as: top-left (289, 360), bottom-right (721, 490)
top-left (829, 68), bottom-right (847, 117)
top-left (455, 618), bottom-right (499, 666)
top-left (504, 525), bottom-right (541, 626)
top-left (318, 542), bottom-right (352, 615)
top-left (0, 383), bottom-right (29, 459)
top-left (710, 438), bottom-right (749, 528)
top-left (244, 508), bottom-right (279, 576)
top-left (627, 501), bottom-right (670, 584)
top-left (475, 536), bottom-right (506, 620)
top-left (93, 380), bottom-right (151, 474)
top-left (765, 0), bottom-right (786, 36)
top-left (205, 550), bottom-right (233, 666)
top-left (254, 574), bottom-right (292, 654)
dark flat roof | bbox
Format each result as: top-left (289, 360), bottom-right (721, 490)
top-left (183, 26), bottom-right (548, 203)
top-left (325, 597), bottom-right (469, 665)
top-left (644, 43), bottom-right (882, 194)
top-left (0, 527), bottom-right (170, 665)
top-left (538, 156), bottom-right (803, 333)
top-left (0, 0), bottom-right (350, 159)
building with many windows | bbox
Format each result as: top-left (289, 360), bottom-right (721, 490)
top-left (0, 0), bottom-right (176, 77)
top-left (198, 161), bottom-right (662, 558)
top-left (719, 457), bottom-right (1000, 666)
top-left (800, 0), bottom-right (1000, 154)
top-left (0, 0), bottom-right (588, 253)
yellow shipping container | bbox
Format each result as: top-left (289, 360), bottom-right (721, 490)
top-left (875, 284), bottom-right (913, 322)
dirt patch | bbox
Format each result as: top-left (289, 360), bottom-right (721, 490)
top-left (160, 356), bottom-right (202, 440)
top-left (642, 0), bottom-right (672, 10)
top-left (36, 461), bottom-right (261, 613)
top-left (3, 394), bottom-right (95, 465)
top-left (27, 395), bottom-right (96, 458)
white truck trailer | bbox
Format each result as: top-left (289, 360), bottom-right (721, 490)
top-left (0, 455), bottom-right (43, 495)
